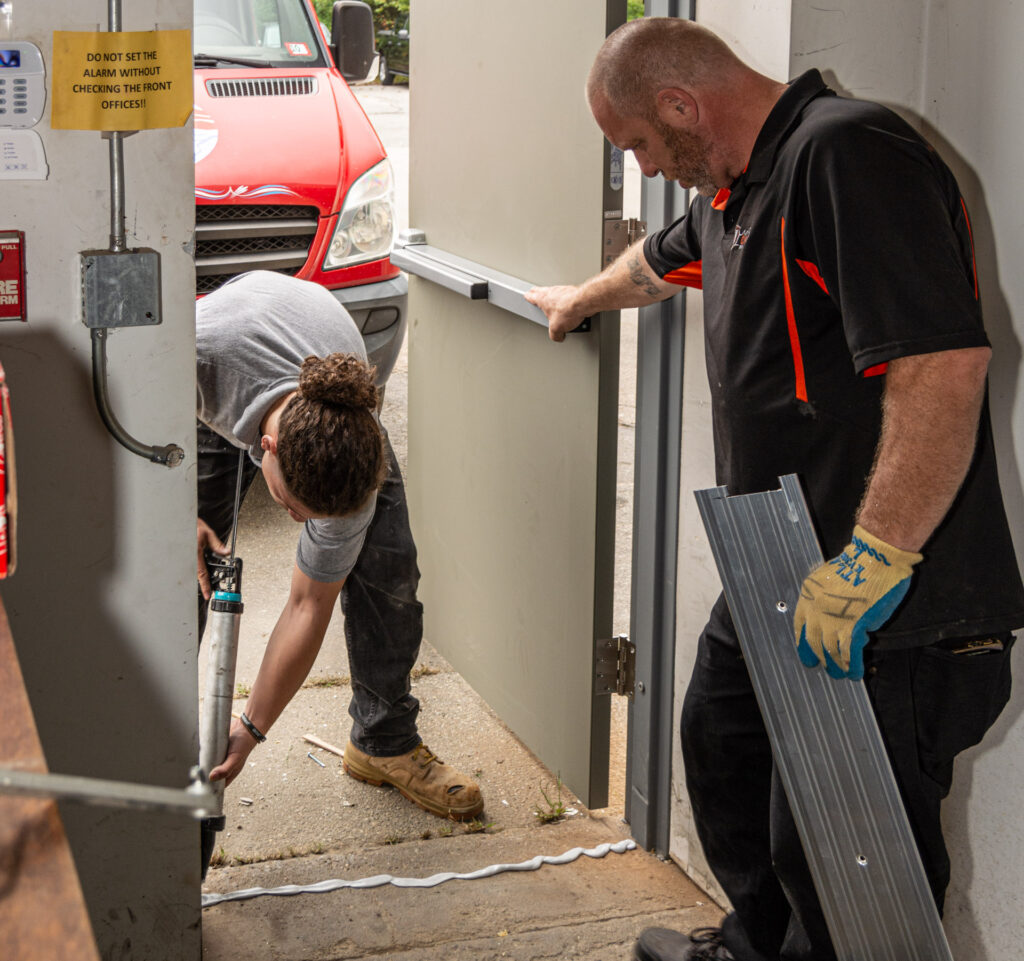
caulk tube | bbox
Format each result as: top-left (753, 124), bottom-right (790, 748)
top-left (199, 586), bottom-right (243, 814)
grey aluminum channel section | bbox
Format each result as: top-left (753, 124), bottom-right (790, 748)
top-left (694, 476), bottom-right (952, 961)
top-left (623, 0), bottom-right (693, 859)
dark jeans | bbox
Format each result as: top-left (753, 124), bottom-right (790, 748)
top-left (681, 593), bottom-right (1015, 961)
top-left (196, 421), bottom-right (424, 756)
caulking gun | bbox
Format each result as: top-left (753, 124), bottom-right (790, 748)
top-left (198, 450), bottom-right (246, 827)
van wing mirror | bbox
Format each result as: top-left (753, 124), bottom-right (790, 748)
top-left (331, 1), bottom-right (375, 82)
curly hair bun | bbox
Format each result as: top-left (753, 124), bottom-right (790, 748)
top-left (298, 353), bottom-right (378, 411)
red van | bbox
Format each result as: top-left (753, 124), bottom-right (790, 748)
top-left (193, 0), bottom-right (406, 381)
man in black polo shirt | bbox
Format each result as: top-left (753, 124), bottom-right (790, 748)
top-left (527, 17), bottom-right (1024, 961)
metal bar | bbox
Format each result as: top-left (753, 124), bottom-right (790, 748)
top-left (194, 220), bottom-right (318, 241)
top-left (389, 244), bottom-right (488, 300)
top-left (694, 476), bottom-right (952, 961)
top-left (484, 269), bottom-right (552, 327)
top-left (228, 447), bottom-right (244, 562)
top-left (108, 0), bottom-right (125, 251)
top-left (0, 767), bottom-right (219, 819)
top-left (392, 237), bottom-right (590, 330)
top-left (108, 133), bottom-right (126, 252)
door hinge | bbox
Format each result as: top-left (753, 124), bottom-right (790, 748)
top-left (595, 634), bottom-right (636, 697)
top-left (602, 218), bottom-right (647, 269)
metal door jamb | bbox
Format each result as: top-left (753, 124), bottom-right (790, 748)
top-left (623, 0), bottom-right (694, 857)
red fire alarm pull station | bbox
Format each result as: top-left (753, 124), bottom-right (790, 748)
top-left (0, 231), bottom-right (26, 322)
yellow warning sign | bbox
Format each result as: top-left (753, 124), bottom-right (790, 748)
top-left (51, 30), bottom-right (192, 131)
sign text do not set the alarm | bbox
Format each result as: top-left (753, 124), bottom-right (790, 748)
top-left (51, 30), bottom-right (192, 131)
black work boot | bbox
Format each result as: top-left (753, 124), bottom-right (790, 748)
top-left (634, 927), bottom-right (735, 961)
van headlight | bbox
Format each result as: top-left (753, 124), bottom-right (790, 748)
top-left (323, 160), bottom-right (397, 270)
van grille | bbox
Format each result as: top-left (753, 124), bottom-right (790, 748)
top-left (195, 204), bottom-right (320, 295)
top-left (206, 77), bottom-right (317, 98)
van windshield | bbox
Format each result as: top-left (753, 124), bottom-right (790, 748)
top-left (194, 0), bottom-right (327, 67)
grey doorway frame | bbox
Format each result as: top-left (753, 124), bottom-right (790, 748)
top-left (624, 0), bottom-right (694, 858)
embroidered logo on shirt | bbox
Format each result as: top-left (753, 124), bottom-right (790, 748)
top-left (731, 225), bottom-right (751, 250)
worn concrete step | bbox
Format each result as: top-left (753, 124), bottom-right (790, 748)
top-left (202, 818), bottom-right (722, 961)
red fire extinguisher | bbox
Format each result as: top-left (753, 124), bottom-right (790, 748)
top-left (0, 360), bottom-right (16, 578)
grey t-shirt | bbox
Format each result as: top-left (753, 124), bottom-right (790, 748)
top-left (196, 271), bottom-right (376, 583)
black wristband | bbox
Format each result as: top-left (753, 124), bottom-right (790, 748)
top-left (239, 712), bottom-right (267, 743)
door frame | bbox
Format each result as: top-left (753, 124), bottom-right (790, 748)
top-left (624, 0), bottom-right (693, 858)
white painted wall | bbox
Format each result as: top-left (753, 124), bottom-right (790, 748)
top-left (0, 4), bottom-right (199, 959)
top-left (670, 0), bottom-right (1024, 955)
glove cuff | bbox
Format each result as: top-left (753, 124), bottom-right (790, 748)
top-left (852, 524), bottom-right (923, 570)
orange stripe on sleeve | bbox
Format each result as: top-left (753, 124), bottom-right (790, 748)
top-left (795, 259), bottom-right (829, 295)
top-left (663, 261), bottom-right (703, 290)
top-left (960, 197), bottom-right (979, 300)
top-left (780, 218), bottom-right (808, 402)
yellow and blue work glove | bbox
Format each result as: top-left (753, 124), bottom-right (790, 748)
top-left (794, 525), bottom-right (922, 680)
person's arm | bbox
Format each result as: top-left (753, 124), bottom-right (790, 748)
top-left (794, 345), bottom-right (990, 679)
top-left (209, 563), bottom-right (344, 785)
top-left (197, 518), bottom-right (229, 601)
top-left (855, 346), bottom-right (990, 549)
top-left (525, 239), bottom-right (679, 342)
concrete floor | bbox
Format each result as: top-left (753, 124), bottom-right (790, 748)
top-left (199, 444), bottom-right (722, 958)
top-left (199, 81), bottom-right (721, 959)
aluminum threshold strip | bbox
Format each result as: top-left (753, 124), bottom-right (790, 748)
top-left (392, 238), bottom-right (587, 330)
top-left (694, 475), bottom-right (951, 961)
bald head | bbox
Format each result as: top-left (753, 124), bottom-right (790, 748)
top-left (587, 18), bottom-right (747, 120)
top-left (586, 19), bottom-right (786, 192)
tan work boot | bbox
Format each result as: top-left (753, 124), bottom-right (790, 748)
top-left (343, 741), bottom-right (484, 820)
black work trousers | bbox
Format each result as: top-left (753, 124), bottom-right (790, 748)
top-left (196, 421), bottom-right (424, 756)
top-left (681, 593), bottom-right (1014, 961)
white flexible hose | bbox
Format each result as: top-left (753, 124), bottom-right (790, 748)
top-left (202, 838), bottom-right (637, 908)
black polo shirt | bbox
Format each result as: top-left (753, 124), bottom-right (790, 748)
top-left (644, 69), bottom-right (1024, 646)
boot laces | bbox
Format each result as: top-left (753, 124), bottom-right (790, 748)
top-left (690, 928), bottom-right (733, 960)
top-left (411, 744), bottom-right (440, 768)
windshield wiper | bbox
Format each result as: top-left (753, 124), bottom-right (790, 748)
top-left (194, 53), bottom-right (271, 68)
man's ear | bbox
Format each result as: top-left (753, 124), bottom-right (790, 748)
top-left (260, 434), bottom-right (277, 455)
top-left (655, 87), bottom-right (698, 127)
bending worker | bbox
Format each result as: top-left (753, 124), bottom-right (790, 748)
top-left (196, 271), bottom-right (483, 868)
top-left (527, 18), bottom-right (1024, 961)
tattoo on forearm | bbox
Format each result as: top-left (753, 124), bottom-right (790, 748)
top-left (627, 251), bottom-right (661, 298)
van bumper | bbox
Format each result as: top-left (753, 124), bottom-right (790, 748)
top-left (329, 273), bottom-right (408, 387)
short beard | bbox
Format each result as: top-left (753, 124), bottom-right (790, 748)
top-left (653, 117), bottom-right (717, 195)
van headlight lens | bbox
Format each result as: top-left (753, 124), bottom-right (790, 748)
top-left (323, 160), bottom-right (396, 270)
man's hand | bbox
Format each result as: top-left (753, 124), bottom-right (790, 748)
top-left (197, 518), bottom-right (229, 601)
top-left (209, 716), bottom-right (257, 787)
top-left (525, 242), bottom-right (678, 342)
top-left (525, 285), bottom-right (587, 342)
top-left (794, 525), bottom-right (922, 680)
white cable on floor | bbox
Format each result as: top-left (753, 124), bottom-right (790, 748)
top-left (202, 838), bottom-right (637, 908)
